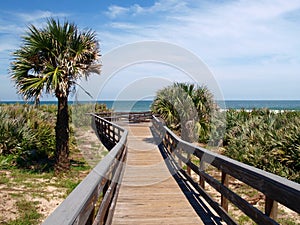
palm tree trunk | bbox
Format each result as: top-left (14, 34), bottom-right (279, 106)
top-left (55, 95), bottom-right (70, 173)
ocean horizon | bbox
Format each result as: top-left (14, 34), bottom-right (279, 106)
top-left (1, 100), bottom-right (300, 111)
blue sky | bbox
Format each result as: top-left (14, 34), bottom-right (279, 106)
top-left (1, 0), bottom-right (300, 101)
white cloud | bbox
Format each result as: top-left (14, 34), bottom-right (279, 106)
top-left (109, 22), bottom-right (139, 30)
top-left (102, 0), bottom-right (300, 64)
top-left (99, 0), bottom-right (300, 99)
top-left (14, 10), bottom-right (69, 23)
top-left (105, 0), bottom-right (188, 19)
top-left (134, 0), bottom-right (188, 14)
top-left (105, 5), bottom-right (129, 19)
top-left (0, 10), bottom-right (70, 53)
top-left (1, 0), bottom-right (300, 100)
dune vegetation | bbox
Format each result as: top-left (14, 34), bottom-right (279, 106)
top-left (224, 109), bottom-right (300, 183)
top-left (152, 83), bottom-right (300, 183)
top-left (0, 102), bottom-right (111, 224)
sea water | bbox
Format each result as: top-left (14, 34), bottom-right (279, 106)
top-left (222, 100), bottom-right (300, 111)
top-left (1, 100), bottom-right (300, 111)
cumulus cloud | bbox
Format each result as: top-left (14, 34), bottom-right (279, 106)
top-left (1, 0), bottom-right (300, 100)
top-left (100, 0), bottom-right (300, 99)
top-left (105, 5), bottom-right (129, 19)
top-left (102, 0), bottom-right (300, 64)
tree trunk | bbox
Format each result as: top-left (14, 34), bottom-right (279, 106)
top-left (54, 95), bottom-right (70, 173)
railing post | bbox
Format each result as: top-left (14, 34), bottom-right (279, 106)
top-left (221, 172), bottom-right (229, 212)
top-left (113, 126), bottom-right (116, 143)
top-left (187, 153), bottom-right (191, 176)
top-left (168, 135), bottom-right (172, 152)
top-left (86, 206), bottom-right (95, 225)
top-left (118, 128), bottom-right (121, 142)
top-left (199, 159), bottom-right (205, 188)
top-left (178, 147), bottom-right (182, 168)
top-left (265, 196), bottom-right (278, 220)
top-left (166, 134), bottom-right (171, 152)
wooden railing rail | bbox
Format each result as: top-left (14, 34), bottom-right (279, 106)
top-left (42, 114), bottom-right (128, 225)
top-left (93, 114), bottom-right (124, 150)
top-left (96, 111), bottom-right (152, 123)
top-left (152, 115), bottom-right (300, 225)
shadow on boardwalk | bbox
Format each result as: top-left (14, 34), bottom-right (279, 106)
top-left (150, 126), bottom-right (224, 225)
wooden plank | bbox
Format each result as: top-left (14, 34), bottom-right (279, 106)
top-left (111, 123), bottom-right (206, 225)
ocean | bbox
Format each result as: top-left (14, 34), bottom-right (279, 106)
top-left (1, 100), bottom-right (300, 112)
top-left (220, 100), bottom-right (300, 111)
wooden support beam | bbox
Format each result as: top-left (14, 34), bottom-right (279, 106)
top-left (187, 153), bottom-right (191, 176)
top-left (265, 196), bottom-right (278, 220)
top-left (199, 160), bottom-right (205, 189)
top-left (221, 172), bottom-right (229, 212)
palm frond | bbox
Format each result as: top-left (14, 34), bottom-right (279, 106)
top-left (10, 18), bottom-right (101, 101)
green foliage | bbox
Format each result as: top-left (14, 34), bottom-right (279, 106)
top-left (224, 109), bottom-right (300, 182)
top-left (71, 103), bottom-right (94, 128)
top-left (0, 104), bottom-right (56, 171)
top-left (95, 103), bottom-right (111, 113)
top-left (71, 103), bottom-right (111, 128)
top-left (151, 82), bottom-right (218, 143)
top-left (0, 172), bottom-right (9, 184)
top-left (10, 18), bottom-right (101, 101)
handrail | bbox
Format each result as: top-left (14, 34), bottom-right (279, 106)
top-left (152, 115), bottom-right (300, 225)
top-left (96, 111), bottom-right (152, 123)
top-left (42, 114), bottom-right (128, 225)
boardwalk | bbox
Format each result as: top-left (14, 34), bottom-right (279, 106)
top-left (112, 122), bottom-right (207, 225)
top-left (42, 115), bottom-right (300, 225)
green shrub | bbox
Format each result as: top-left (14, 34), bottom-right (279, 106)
top-left (151, 83), bottom-right (218, 143)
top-left (0, 103), bottom-right (110, 171)
top-left (0, 104), bottom-right (56, 170)
top-left (71, 103), bottom-right (111, 128)
top-left (224, 109), bottom-right (300, 182)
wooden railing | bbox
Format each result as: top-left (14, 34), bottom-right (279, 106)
top-left (93, 113), bottom-right (126, 150)
top-left (96, 111), bottom-right (152, 123)
top-left (152, 115), bottom-right (300, 225)
top-left (42, 114), bottom-right (128, 225)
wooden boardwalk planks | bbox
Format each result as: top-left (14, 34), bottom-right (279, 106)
top-left (111, 123), bottom-right (205, 225)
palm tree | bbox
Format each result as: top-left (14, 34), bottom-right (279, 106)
top-left (10, 18), bottom-right (101, 173)
top-left (151, 83), bottom-right (216, 143)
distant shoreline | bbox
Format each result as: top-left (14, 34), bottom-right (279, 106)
top-left (1, 100), bottom-right (300, 111)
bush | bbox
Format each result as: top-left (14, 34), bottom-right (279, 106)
top-left (224, 109), bottom-right (300, 183)
top-left (151, 83), bottom-right (218, 143)
top-left (0, 103), bottom-right (110, 171)
top-left (71, 103), bottom-right (111, 128)
top-left (0, 104), bottom-right (56, 170)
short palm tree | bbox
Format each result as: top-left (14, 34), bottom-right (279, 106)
top-left (10, 18), bottom-right (101, 173)
top-left (151, 83), bottom-right (216, 143)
